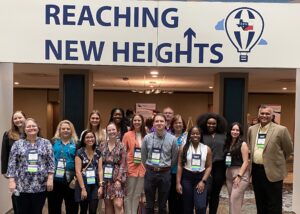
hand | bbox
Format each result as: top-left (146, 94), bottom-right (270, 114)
top-left (115, 180), bottom-right (121, 188)
top-left (98, 186), bottom-right (103, 199)
top-left (233, 176), bottom-right (241, 188)
top-left (81, 188), bottom-right (87, 200)
top-left (8, 179), bottom-right (16, 193)
top-left (46, 177), bottom-right (53, 191)
top-left (176, 183), bottom-right (183, 194)
top-left (195, 181), bottom-right (205, 194)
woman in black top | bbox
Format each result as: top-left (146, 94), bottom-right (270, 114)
top-left (224, 122), bottom-right (249, 214)
top-left (109, 108), bottom-right (128, 141)
top-left (1, 110), bottom-right (26, 214)
top-left (197, 112), bottom-right (227, 214)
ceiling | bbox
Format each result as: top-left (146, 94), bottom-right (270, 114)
top-left (13, 63), bottom-right (296, 93)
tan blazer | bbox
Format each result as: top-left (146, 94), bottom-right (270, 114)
top-left (247, 122), bottom-right (293, 182)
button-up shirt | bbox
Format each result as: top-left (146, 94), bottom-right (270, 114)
top-left (6, 137), bottom-right (55, 193)
top-left (141, 131), bottom-right (178, 168)
top-left (253, 123), bottom-right (271, 164)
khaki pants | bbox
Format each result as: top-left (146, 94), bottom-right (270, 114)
top-left (124, 176), bottom-right (144, 214)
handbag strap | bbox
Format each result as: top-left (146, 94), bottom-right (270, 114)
top-left (82, 158), bottom-right (93, 173)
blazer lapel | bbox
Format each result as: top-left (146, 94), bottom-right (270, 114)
top-left (251, 124), bottom-right (260, 153)
top-left (264, 122), bottom-right (275, 152)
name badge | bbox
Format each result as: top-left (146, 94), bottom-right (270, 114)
top-left (257, 133), bottom-right (266, 149)
top-left (151, 148), bottom-right (161, 165)
top-left (104, 164), bottom-right (114, 180)
top-left (134, 147), bottom-right (142, 164)
top-left (191, 154), bottom-right (201, 171)
top-left (27, 149), bottom-right (38, 173)
top-left (225, 153), bottom-right (232, 167)
top-left (86, 168), bottom-right (96, 185)
top-left (55, 158), bottom-right (65, 178)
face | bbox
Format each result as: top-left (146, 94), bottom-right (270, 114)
top-left (25, 120), bottom-right (39, 137)
top-left (154, 115), bottom-right (166, 131)
top-left (90, 113), bottom-right (100, 127)
top-left (190, 127), bottom-right (201, 143)
top-left (13, 112), bottom-right (25, 128)
top-left (207, 118), bottom-right (217, 133)
top-left (258, 108), bottom-right (272, 125)
top-left (163, 108), bottom-right (174, 122)
top-left (60, 123), bottom-right (71, 139)
top-left (173, 118), bottom-right (183, 133)
top-left (84, 132), bottom-right (95, 146)
top-left (231, 124), bottom-right (240, 139)
top-left (107, 123), bottom-right (117, 139)
top-left (132, 115), bottom-right (142, 131)
top-left (113, 110), bottom-right (123, 124)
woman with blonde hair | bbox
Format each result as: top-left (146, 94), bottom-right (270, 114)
top-left (81, 110), bottom-right (106, 147)
top-left (1, 110), bottom-right (26, 214)
top-left (48, 120), bottom-right (79, 214)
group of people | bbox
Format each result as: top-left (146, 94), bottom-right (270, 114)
top-left (1, 105), bottom-right (293, 214)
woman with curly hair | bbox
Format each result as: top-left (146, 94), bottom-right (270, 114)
top-left (176, 126), bottom-right (212, 214)
top-left (224, 122), bottom-right (249, 214)
top-left (109, 108), bottom-right (129, 141)
top-left (196, 112), bottom-right (227, 214)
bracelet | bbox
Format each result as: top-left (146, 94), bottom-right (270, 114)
top-left (201, 180), bottom-right (207, 184)
top-left (81, 186), bottom-right (86, 190)
top-left (237, 174), bottom-right (242, 178)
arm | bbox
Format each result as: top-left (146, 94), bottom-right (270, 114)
top-left (98, 157), bottom-right (104, 198)
top-left (115, 144), bottom-right (127, 185)
top-left (281, 127), bottom-right (293, 159)
top-left (171, 138), bottom-right (179, 167)
top-left (75, 156), bottom-right (87, 200)
top-left (6, 142), bottom-right (19, 192)
top-left (196, 146), bottom-right (212, 193)
top-left (141, 136), bottom-right (148, 165)
top-left (46, 140), bottom-right (55, 191)
top-left (176, 145), bottom-right (183, 194)
top-left (1, 132), bottom-right (9, 175)
top-left (233, 142), bottom-right (249, 187)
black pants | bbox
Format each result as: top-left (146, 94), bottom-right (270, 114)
top-left (17, 192), bottom-right (46, 214)
top-left (48, 180), bottom-right (79, 214)
top-left (80, 199), bottom-right (98, 214)
top-left (208, 161), bottom-right (226, 214)
top-left (168, 173), bottom-right (183, 214)
top-left (182, 169), bottom-right (207, 214)
top-left (144, 169), bottom-right (171, 214)
top-left (252, 163), bottom-right (283, 214)
top-left (12, 194), bottom-right (19, 214)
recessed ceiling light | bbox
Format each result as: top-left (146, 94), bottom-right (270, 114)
top-left (151, 75), bottom-right (158, 78)
top-left (209, 86), bottom-right (213, 89)
top-left (14, 82), bottom-right (20, 85)
top-left (150, 71), bottom-right (159, 75)
top-left (93, 83), bottom-right (96, 87)
top-left (282, 87), bottom-right (287, 90)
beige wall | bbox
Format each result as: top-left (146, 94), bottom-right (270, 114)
top-left (13, 89), bottom-right (295, 139)
top-left (248, 93), bottom-right (295, 137)
top-left (14, 89), bottom-right (49, 137)
top-left (94, 91), bottom-right (212, 126)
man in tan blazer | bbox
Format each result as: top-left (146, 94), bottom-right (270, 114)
top-left (248, 105), bottom-right (293, 214)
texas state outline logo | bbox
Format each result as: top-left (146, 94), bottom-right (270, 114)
top-left (224, 7), bottom-right (265, 62)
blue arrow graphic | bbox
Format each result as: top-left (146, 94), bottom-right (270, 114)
top-left (184, 28), bottom-right (196, 52)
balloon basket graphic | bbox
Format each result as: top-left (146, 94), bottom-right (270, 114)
top-left (240, 54), bottom-right (248, 62)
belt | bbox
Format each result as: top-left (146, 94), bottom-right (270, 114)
top-left (146, 165), bottom-right (171, 172)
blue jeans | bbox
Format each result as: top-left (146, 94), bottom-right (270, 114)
top-left (182, 169), bottom-right (207, 214)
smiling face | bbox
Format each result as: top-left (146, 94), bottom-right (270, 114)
top-left (84, 132), bottom-right (95, 147)
top-left (231, 124), bottom-right (240, 140)
top-left (25, 119), bottom-right (39, 138)
top-left (13, 112), bottom-right (26, 129)
top-left (207, 118), bottom-right (217, 134)
top-left (107, 123), bottom-right (118, 139)
top-left (154, 115), bottom-right (166, 133)
top-left (258, 107), bottom-right (273, 126)
top-left (112, 109), bottom-right (123, 125)
top-left (90, 113), bottom-right (100, 128)
top-left (60, 122), bottom-right (71, 139)
top-left (132, 115), bottom-right (142, 131)
top-left (190, 127), bottom-right (201, 144)
top-left (173, 117), bottom-right (183, 134)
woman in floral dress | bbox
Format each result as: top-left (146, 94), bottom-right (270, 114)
top-left (98, 122), bottom-right (127, 214)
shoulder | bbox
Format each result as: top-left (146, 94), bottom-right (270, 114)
top-left (76, 147), bottom-right (84, 156)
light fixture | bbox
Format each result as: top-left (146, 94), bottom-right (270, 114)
top-left (209, 86), bottom-right (213, 89)
top-left (282, 87), bottom-right (287, 90)
top-left (92, 83), bottom-right (96, 87)
top-left (14, 82), bottom-right (20, 85)
top-left (150, 71), bottom-right (159, 75)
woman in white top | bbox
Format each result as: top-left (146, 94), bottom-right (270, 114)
top-left (176, 126), bottom-right (212, 214)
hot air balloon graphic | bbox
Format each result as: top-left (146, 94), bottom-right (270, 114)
top-left (225, 7), bottom-right (264, 62)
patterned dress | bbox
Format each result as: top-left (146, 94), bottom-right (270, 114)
top-left (6, 137), bottom-right (55, 193)
top-left (99, 140), bottom-right (127, 199)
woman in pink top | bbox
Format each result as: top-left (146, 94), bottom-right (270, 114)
top-left (122, 114), bottom-right (146, 214)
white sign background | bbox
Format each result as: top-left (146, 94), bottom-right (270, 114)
top-left (0, 1), bottom-right (300, 68)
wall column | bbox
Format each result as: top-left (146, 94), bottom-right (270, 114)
top-left (213, 72), bottom-right (248, 132)
top-left (0, 63), bottom-right (14, 213)
top-left (59, 69), bottom-right (93, 135)
top-left (292, 68), bottom-right (300, 213)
